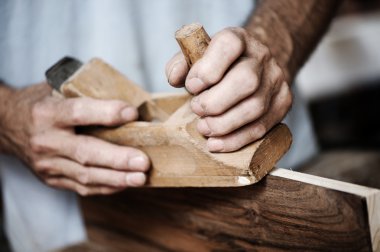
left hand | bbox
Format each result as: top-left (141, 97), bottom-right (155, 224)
top-left (166, 27), bottom-right (292, 152)
top-left (3, 83), bottom-right (150, 196)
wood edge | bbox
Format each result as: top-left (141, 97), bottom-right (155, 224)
top-left (150, 92), bottom-right (191, 116)
top-left (61, 81), bottom-right (84, 98)
top-left (148, 175), bottom-right (258, 188)
top-left (175, 23), bottom-right (203, 38)
top-left (248, 124), bottom-right (292, 181)
top-left (150, 92), bottom-right (190, 100)
top-left (367, 191), bottom-right (380, 251)
top-left (67, 57), bottom-right (152, 103)
top-left (271, 167), bottom-right (380, 251)
top-left (60, 58), bottom-right (100, 98)
top-left (270, 168), bottom-right (380, 197)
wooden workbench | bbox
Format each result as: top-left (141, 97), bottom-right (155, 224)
top-left (66, 166), bottom-right (380, 252)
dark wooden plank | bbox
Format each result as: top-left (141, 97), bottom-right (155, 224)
top-left (81, 175), bottom-right (372, 251)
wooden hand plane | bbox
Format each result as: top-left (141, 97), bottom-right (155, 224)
top-left (45, 23), bottom-right (292, 187)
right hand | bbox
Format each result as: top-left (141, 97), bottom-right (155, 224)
top-left (4, 83), bottom-right (150, 196)
top-left (166, 27), bottom-right (292, 152)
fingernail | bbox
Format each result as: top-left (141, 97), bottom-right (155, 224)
top-left (121, 107), bottom-right (138, 121)
top-left (208, 138), bottom-right (224, 152)
top-left (197, 119), bottom-right (211, 136)
top-left (191, 97), bottom-right (204, 116)
top-left (186, 78), bottom-right (204, 94)
top-left (128, 156), bottom-right (149, 171)
top-left (168, 61), bottom-right (180, 83)
top-left (126, 172), bottom-right (146, 186)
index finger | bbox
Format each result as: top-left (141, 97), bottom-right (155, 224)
top-left (52, 97), bottom-right (138, 127)
top-left (185, 28), bottom-right (245, 94)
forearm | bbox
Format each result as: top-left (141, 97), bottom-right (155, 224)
top-left (0, 81), bottom-right (16, 154)
top-left (245, 0), bottom-right (342, 82)
top-left (1, 79), bottom-right (149, 191)
top-left (0, 81), bottom-right (51, 157)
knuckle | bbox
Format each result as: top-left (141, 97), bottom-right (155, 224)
top-left (112, 157), bottom-right (126, 170)
top-left (31, 103), bottom-right (42, 122)
top-left (77, 187), bottom-right (89, 197)
top-left (272, 64), bottom-right (284, 81)
top-left (230, 139), bottom-right (245, 152)
top-left (206, 103), bottom-right (223, 116)
top-left (247, 128), bottom-right (258, 143)
top-left (257, 103), bottom-right (266, 116)
top-left (113, 177), bottom-right (125, 188)
top-left (253, 43), bottom-right (270, 62)
top-left (283, 85), bottom-right (293, 110)
top-left (118, 177), bottom-right (128, 187)
top-left (255, 123), bottom-right (267, 138)
top-left (77, 169), bottom-right (90, 185)
top-left (73, 138), bottom-right (90, 165)
top-left (277, 82), bottom-right (293, 108)
top-left (197, 61), bottom-right (220, 84)
top-left (216, 28), bottom-right (244, 53)
top-left (196, 28), bottom-right (245, 86)
top-left (238, 62), bottom-right (259, 93)
top-left (285, 87), bottom-right (293, 106)
top-left (69, 105), bottom-right (84, 125)
top-left (73, 146), bottom-right (84, 164)
top-left (65, 99), bottom-right (86, 124)
top-left (33, 159), bottom-right (49, 173)
top-left (31, 159), bottom-right (49, 177)
top-left (207, 118), bottom-right (229, 136)
top-left (31, 101), bottom-right (49, 125)
top-left (251, 99), bottom-right (266, 117)
top-left (259, 45), bottom-right (271, 59)
top-left (104, 101), bottom-right (125, 124)
top-left (231, 27), bottom-right (246, 36)
top-left (262, 46), bottom-right (270, 58)
top-left (222, 136), bottom-right (245, 152)
top-left (100, 188), bottom-right (114, 195)
top-left (30, 136), bottom-right (47, 153)
top-left (45, 179), bottom-right (55, 187)
top-left (197, 94), bottom-right (222, 116)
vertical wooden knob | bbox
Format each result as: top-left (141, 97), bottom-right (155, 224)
top-left (175, 23), bottom-right (211, 67)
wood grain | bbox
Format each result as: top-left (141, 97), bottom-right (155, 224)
top-left (151, 93), bottom-right (191, 115)
top-left (62, 58), bottom-right (170, 122)
top-left (91, 118), bottom-right (291, 187)
top-left (47, 22), bottom-right (293, 187)
top-left (175, 23), bottom-right (210, 67)
top-left (80, 169), bottom-right (379, 251)
top-left (50, 56), bottom-right (292, 187)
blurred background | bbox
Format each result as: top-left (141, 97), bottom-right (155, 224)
top-left (1, 0), bottom-right (380, 251)
top-left (296, 0), bottom-right (380, 188)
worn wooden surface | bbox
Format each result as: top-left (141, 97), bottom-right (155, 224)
top-left (44, 21), bottom-right (294, 187)
top-left (50, 57), bottom-right (292, 187)
top-left (78, 168), bottom-right (379, 251)
top-left (175, 23), bottom-right (210, 67)
top-left (92, 118), bottom-right (291, 187)
top-left (62, 58), bottom-right (170, 122)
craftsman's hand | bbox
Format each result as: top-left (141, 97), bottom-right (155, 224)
top-left (166, 27), bottom-right (292, 152)
top-left (1, 83), bottom-right (150, 195)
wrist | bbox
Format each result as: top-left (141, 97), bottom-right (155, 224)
top-left (0, 83), bottom-right (52, 160)
top-left (244, 12), bottom-right (294, 83)
top-left (0, 82), bottom-right (17, 154)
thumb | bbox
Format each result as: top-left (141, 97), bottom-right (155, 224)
top-left (165, 52), bottom-right (189, 88)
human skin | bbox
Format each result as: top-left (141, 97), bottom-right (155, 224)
top-left (166, 0), bottom-right (342, 152)
top-left (0, 0), bottom-right (341, 195)
top-left (0, 82), bottom-right (150, 196)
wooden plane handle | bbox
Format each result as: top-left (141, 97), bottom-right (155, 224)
top-left (175, 23), bottom-right (211, 67)
top-left (46, 58), bottom-right (170, 122)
